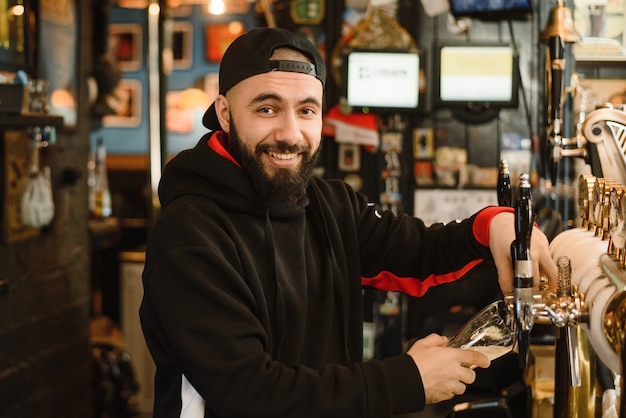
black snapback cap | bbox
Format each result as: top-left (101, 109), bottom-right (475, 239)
top-left (202, 27), bottom-right (326, 131)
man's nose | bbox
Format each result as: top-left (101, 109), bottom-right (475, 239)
top-left (274, 112), bottom-right (304, 144)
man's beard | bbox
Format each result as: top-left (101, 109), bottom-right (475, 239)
top-left (228, 119), bottom-right (322, 205)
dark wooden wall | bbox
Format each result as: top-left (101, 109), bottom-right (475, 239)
top-left (0, 1), bottom-right (93, 416)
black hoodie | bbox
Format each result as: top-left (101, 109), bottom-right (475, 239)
top-left (140, 132), bottom-right (500, 417)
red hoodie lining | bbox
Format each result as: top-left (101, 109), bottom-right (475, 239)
top-left (207, 131), bottom-right (241, 168)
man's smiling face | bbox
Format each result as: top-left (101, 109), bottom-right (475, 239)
top-left (214, 48), bottom-right (324, 203)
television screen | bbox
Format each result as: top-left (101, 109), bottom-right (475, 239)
top-left (448, 0), bottom-right (532, 20)
top-left (434, 43), bottom-right (518, 109)
top-left (344, 50), bottom-right (421, 112)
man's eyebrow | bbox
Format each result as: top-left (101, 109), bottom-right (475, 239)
top-left (299, 96), bottom-right (322, 108)
top-left (251, 93), bottom-right (282, 104)
top-left (251, 93), bottom-right (321, 108)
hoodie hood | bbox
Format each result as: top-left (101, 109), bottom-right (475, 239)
top-left (158, 132), bottom-right (309, 218)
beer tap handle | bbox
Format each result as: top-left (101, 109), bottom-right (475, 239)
top-left (513, 173), bottom-right (534, 369)
top-left (546, 36), bottom-right (565, 185)
top-left (497, 159), bottom-right (512, 207)
top-left (548, 36), bottom-right (565, 126)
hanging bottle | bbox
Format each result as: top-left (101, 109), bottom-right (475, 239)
top-left (91, 137), bottom-right (112, 219)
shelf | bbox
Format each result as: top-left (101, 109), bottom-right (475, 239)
top-left (88, 217), bottom-right (122, 250)
top-left (0, 112), bottom-right (64, 128)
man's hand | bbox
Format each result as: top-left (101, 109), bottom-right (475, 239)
top-left (489, 212), bottom-right (558, 294)
top-left (406, 334), bottom-right (490, 404)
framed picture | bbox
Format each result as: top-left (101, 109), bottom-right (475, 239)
top-left (170, 5), bottom-right (193, 16)
top-left (200, 0), bottom-right (251, 15)
top-left (205, 21), bottom-right (246, 62)
top-left (413, 127), bottom-right (434, 159)
top-left (102, 79), bottom-right (142, 127)
top-left (172, 21), bottom-right (193, 69)
top-left (573, 0), bottom-right (626, 60)
top-left (39, 0), bottom-right (78, 128)
top-left (414, 160), bottom-right (434, 186)
top-left (165, 91), bottom-right (195, 133)
top-left (109, 23), bottom-right (142, 72)
top-left (204, 73), bottom-right (219, 102)
top-left (116, 0), bottom-right (148, 7)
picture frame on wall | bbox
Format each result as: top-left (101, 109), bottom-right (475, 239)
top-left (102, 79), bottom-right (142, 127)
top-left (165, 91), bottom-right (195, 134)
top-left (205, 21), bottom-right (246, 62)
top-left (573, 0), bottom-right (626, 60)
top-left (200, 0), bottom-right (251, 15)
top-left (109, 23), bottom-right (142, 72)
top-left (413, 127), bottom-right (434, 159)
top-left (116, 0), bottom-right (148, 7)
top-left (39, 0), bottom-right (78, 128)
top-left (170, 5), bottom-right (193, 16)
top-left (172, 21), bottom-right (193, 69)
top-left (204, 73), bottom-right (219, 103)
top-left (414, 160), bottom-right (434, 186)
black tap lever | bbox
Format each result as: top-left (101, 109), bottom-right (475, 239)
top-left (497, 159), bottom-right (512, 207)
top-left (512, 173), bottom-right (534, 369)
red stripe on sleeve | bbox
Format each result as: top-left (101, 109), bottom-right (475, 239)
top-left (361, 258), bottom-right (485, 297)
top-left (472, 206), bottom-right (513, 247)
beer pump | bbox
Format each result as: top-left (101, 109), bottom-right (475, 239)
top-left (505, 173), bottom-right (596, 416)
top-left (497, 3), bottom-right (626, 416)
top-left (548, 174), bottom-right (626, 417)
top-left (539, 0), bottom-right (581, 185)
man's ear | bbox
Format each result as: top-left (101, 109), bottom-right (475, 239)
top-left (215, 94), bottom-right (231, 133)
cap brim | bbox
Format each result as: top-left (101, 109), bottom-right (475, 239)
top-left (202, 102), bottom-right (221, 131)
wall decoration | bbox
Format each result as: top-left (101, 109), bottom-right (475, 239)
top-left (338, 143), bottom-right (361, 171)
top-left (291, 0), bottom-right (325, 24)
top-left (169, 5), bottom-right (193, 16)
top-left (205, 21), bottom-right (246, 62)
top-left (414, 189), bottom-right (497, 225)
top-left (200, 0), bottom-right (251, 15)
top-left (2, 131), bottom-right (41, 243)
top-left (39, 0), bottom-right (78, 127)
top-left (204, 73), bottom-right (219, 102)
top-left (166, 91), bottom-right (195, 133)
top-left (414, 160), bottom-right (434, 186)
top-left (116, 0), bottom-right (148, 8)
top-left (172, 21), bottom-right (193, 69)
top-left (109, 23), bottom-right (142, 72)
top-left (102, 79), bottom-right (142, 127)
top-left (573, 0), bottom-right (626, 59)
top-left (413, 127), bottom-right (434, 159)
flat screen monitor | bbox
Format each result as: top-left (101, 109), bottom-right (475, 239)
top-left (448, 0), bottom-right (532, 20)
top-left (344, 50), bottom-right (421, 113)
top-left (434, 43), bottom-right (519, 110)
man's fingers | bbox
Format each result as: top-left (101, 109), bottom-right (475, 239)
top-left (458, 348), bottom-right (491, 371)
top-left (415, 333), bottom-right (449, 347)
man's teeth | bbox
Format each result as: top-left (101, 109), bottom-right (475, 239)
top-left (268, 151), bottom-right (297, 160)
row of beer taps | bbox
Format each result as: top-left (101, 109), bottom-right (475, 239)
top-left (500, 164), bottom-right (626, 416)
top-left (494, 0), bottom-right (626, 415)
top-left (499, 165), bottom-right (585, 366)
